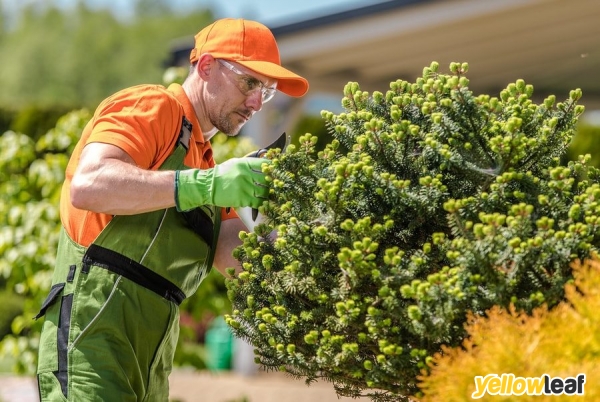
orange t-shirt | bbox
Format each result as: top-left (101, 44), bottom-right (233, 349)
top-left (61, 83), bottom-right (236, 247)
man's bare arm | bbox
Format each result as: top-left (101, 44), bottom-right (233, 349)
top-left (70, 142), bottom-right (176, 215)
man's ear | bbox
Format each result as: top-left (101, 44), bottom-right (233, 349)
top-left (196, 53), bottom-right (216, 80)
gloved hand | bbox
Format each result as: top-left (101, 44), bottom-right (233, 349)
top-left (175, 157), bottom-right (270, 211)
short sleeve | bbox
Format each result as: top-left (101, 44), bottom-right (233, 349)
top-left (87, 85), bottom-right (183, 169)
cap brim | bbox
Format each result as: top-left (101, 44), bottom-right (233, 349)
top-left (236, 60), bottom-right (309, 97)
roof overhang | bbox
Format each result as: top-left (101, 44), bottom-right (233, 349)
top-left (272, 0), bottom-right (600, 109)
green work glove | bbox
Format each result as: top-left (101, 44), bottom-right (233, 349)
top-left (175, 157), bottom-right (270, 211)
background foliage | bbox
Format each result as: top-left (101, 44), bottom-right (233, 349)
top-left (0, 110), bottom-right (90, 373)
top-left (567, 123), bottom-right (600, 168)
top-left (0, 0), bottom-right (213, 110)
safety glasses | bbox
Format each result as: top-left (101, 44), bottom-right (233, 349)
top-left (218, 59), bottom-right (277, 103)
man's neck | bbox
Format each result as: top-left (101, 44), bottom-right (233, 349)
top-left (182, 79), bottom-right (214, 139)
top-left (203, 126), bottom-right (218, 141)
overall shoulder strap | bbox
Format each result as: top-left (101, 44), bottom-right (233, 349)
top-left (177, 116), bottom-right (193, 152)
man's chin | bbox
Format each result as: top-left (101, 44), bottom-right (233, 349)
top-left (214, 123), bottom-right (241, 137)
top-left (221, 127), bottom-right (242, 137)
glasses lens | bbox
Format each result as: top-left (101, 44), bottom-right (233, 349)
top-left (240, 77), bottom-right (276, 103)
top-left (262, 88), bottom-right (276, 103)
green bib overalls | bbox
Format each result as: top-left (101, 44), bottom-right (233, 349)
top-left (36, 118), bottom-right (220, 401)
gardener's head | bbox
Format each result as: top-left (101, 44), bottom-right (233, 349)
top-left (184, 18), bottom-right (309, 136)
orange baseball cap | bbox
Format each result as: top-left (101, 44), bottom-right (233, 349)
top-left (189, 18), bottom-right (309, 98)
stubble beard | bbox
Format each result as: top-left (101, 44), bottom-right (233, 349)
top-left (212, 110), bottom-right (248, 137)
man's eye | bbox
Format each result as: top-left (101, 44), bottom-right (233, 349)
top-left (242, 77), bottom-right (260, 92)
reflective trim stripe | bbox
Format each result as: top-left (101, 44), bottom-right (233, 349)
top-left (178, 116), bottom-right (192, 151)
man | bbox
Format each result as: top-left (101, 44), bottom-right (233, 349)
top-left (35, 18), bottom-right (308, 401)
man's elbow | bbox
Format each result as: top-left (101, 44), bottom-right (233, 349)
top-left (70, 176), bottom-right (95, 211)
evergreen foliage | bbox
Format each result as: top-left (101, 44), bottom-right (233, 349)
top-left (225, 62), bottom-right (593, 401)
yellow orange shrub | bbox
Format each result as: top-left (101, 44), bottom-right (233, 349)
top-left (418, 258), bottom-right (600, 401)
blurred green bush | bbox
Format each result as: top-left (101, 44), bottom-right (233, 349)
top-left (0, 288), bottom-right (25, 341)
top-left (567, 123), bottom-right (600, 168)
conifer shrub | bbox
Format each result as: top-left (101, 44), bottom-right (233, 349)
top-left (224, 62), bottom-right (594, 401)
top-left (418, 257), bottom-right (600, 402)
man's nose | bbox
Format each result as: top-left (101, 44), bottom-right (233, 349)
top-left (245, 90), bottom-right (263, 112)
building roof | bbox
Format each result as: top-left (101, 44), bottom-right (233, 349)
top-left (269, 0), bottom-right (600, 108)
